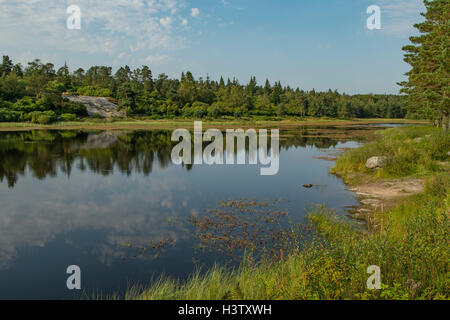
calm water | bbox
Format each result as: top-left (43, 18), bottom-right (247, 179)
top-left (0, 125), bottom-right (383, 299)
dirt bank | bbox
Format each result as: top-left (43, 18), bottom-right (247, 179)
top-left (340, 174), bottom-right (425, 226)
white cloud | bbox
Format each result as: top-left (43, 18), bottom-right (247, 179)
top-left (191, 7), bottom-right (199, 17)
top-left (142, 54), bottom-right (168, 65)
top-left (221, 0), bottom-right (244, 11)
top-left (0, 0), bottom-right (188, 63)
top-left (375, 0), bottom-right (425, 36)
top-left (160, 16), bottom-right (172, 29)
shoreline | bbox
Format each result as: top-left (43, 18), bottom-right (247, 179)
top-left (0, 118), bottom-right (428, 132)
top-left (331, 126), bottom-right (449, 231)
top-left (93, 125), bottom-right (447, 299)
top-left (337, 172), bottom-right (425, 229)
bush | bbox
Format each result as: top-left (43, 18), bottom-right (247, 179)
top-left (36, 114), bottom-right (52, 124)
top-left (59, 100), bottom-right (88, 116)
top-left (0, 99), bottom-right (13, 109)
top-left (77, 86), bottom-right (112, 97)
top-left (26, 111), bottom-right (57, 124)
top-left (0, 108), bottom-right (22, 122)
top-left (59, 113), bottom-right (77, 122)
top-left (92, 113), bottom-right (104, 119)
top-left (193, 109), bottom-right (205, 119)
top-left (208, 106), bottom-right (221, 118)
top-left (233, 109), bottom-right (243, 118)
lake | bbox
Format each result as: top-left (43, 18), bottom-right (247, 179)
top-left (0, 124), bottom-right (391, 299)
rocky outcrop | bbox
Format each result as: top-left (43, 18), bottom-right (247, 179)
top-left (64, 95), bottom-right (125, 118)
top-left (365, 156), bottom-right (388, 169)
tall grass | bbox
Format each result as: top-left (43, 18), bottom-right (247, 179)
top-left (332, 126), bottom-right (450, 180)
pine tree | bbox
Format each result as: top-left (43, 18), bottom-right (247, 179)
top-left (400, 0), bottom-right (450, 128)
top-left (264, 79), bottom-right (271, 96)
top-left (0, 56), bottom-right (13, 77)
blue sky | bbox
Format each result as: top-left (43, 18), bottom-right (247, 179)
top-left (0, 0), bottom-right (425, 94)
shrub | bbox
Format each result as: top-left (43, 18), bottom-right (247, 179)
top-left (77, 86), bottom-right (112, 97)
top-left (59, 100), bottom-right (88, 116)
top-left (0, 108), bottom-right (22, 122)
top-left (0, 99), bottom-right (13, 109)
top-left (59, 113), bottom-right (77, 122)
top-left (193, 109), bottom-right (205, 119)
top-left (36, 114), bottom-right (52, 124)
top-left (26, 110), bottom-right (57, 124)
top-left (208, 106), bottom-right (221, 118)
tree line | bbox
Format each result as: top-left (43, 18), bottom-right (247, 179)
top-left (0, 55), bottom-right (408, 123)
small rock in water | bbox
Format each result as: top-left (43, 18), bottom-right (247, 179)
top-left (303, 184), bottom-right (313, 189)
top-left (365, 156), bottom-right (388, 169)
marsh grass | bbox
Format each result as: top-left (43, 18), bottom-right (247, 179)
top-left (332, 126), bottom-right (450, 180)
top-left (121, 127), bottom-right (448, 300)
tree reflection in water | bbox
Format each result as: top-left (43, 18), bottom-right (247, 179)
top-left (0, 126), bottom-right (370, 188)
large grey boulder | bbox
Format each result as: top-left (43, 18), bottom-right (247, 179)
top-left (365, 156), bottom-right (388, 169)
top-left (64, 95), bottom-right (125, 118)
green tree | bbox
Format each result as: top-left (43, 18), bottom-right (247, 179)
top-left (0, 56), bottom-right (14, 76)
top-left (400, 0), bottom-right (450, 128)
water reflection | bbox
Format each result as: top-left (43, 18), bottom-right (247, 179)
top-left (0, 127), bottom-right (366, 188)
top-left (0, 126), bottom-right (371, 298)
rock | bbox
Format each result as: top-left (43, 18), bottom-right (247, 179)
top-left (63, 95), bottom-right (125, 118)
top-left (360, 198), bottom-right (382, 207)
top-left (414, 137), bottom-right (423, 142)
top-left (447, 151), bottom-right (450, 157)
top-left (365, 156), bottom-right (388, 169)
top-left (303, 184), bottom-right (313, 189)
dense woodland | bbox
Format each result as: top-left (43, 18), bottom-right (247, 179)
top-left (0, 55), bottom-right (408, 123)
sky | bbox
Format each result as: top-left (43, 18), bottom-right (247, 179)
top-left (0, 0), bottom-right (426, 94)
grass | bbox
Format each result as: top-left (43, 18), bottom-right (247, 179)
top-left (331, 126), bottom-right (450, 182)
top-left (0, 118), bottom-right (428, 131)
top-left (115, 126), bottom-right (450, 300)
